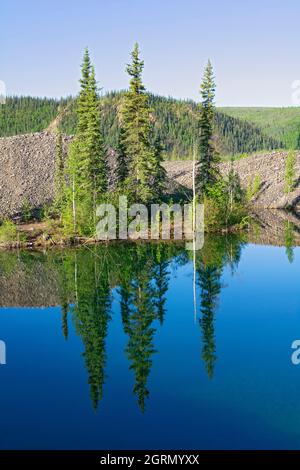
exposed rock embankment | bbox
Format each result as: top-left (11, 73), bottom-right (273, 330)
top-left (0, 132), bottom-right (71, 216)
top-left (1, 132), bottom-right (300, 215)
top-left (164, 151), bottom-right (300, 209)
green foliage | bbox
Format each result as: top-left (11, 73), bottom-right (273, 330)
top-left (284, 150), bottom-right (296, 194)
top-left (1, 95), bottom-right (282, 159)
top-left (63, 49), bottom-right (107, 236)
top-left (246, 174), bottom-right (261, 201)
top-left (52, 130), bottom-right (65, 215)
top-left (0, 219), bottom-right (18, 244)
top-left (21, 198), bottom-right (34, 222)
top-left (204, 173), bottom-right (246, 232)
top-left (221, 107), bottom-right (300, 149)
top-left (0, 96), bottom-right (65, 136)
top-left (196, 61), bottom-right (220, 196)
top-left (119, 44), bottom-right (166, 203)
top-left (226, 165), bottom-right (245, 206)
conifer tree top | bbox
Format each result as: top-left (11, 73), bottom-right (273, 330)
top-left (126, 43), bottom-right (145, 94)
top-left (200, 60), bottom-right (216, 108)
top-left (80, 48), bottom-right (92, 89)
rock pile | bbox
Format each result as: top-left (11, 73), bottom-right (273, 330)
top-left (1, 131), bottom-right (300, 215)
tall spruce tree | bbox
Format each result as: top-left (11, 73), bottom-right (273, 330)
top-left (115, 128), bottom-right (128, 188)
top-left (86, 66), bottom-right (107, 216)
top-left (77, 48), bottom-right (92, 135)
top-left (63, 49), bottom-right (107, 235)
top-left (196, 61), bottom-right (220, 197)
top-left (53, 129), bottom-right (65, 214)
top-left (119, 43), bottom-right (165, 203)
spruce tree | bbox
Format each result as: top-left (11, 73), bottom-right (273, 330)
top-left (115, 128), bottom-right (128, 188)
top-left (77, 48), bottom-right (92, 135)
top-left (119, 43), bottom-right (165, 203)
top-left (53, 129), bottom-right (65, 214)
top-left (85, 66), bottom-right (107, 216)
top-left (63, 49), bottom-right (107, 235)
top-left (196, 61), bottom-right (220, 197)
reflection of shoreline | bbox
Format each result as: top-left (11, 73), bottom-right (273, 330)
top-left (249, 209), bottom-right (300, 247)
top-left (1, 210), bottom-right (299, 309)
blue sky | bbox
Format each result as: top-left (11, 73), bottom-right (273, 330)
top-left (2, 0), bottom-right (300, 106)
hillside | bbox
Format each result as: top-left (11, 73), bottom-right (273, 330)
top-left (0, 94), bottom-right (282, 159)
top-left (221, 107), bottom-right (300, 149)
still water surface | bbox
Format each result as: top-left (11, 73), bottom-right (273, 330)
top-left (0, 229), bottom-right (300, 449)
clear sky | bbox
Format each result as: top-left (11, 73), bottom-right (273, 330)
top-left (2, 0), bottom-right (300, 106)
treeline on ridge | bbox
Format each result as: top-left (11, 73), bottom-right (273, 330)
top-left (0, 93), bottom-right (283, 158)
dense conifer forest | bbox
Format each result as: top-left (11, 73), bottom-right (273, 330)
top-left (0, 94), bottom-right (282, 159)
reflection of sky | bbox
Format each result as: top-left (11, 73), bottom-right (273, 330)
top-left (2, 0), bottom-right (300, 106)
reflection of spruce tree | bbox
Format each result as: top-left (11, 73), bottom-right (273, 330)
top-left (119, 243), bottom-right (183, 411)
top-left (198, 262), bottom-right (222, 379)
top-left (51, 252), bottom-right (72, 341)
top-left (72, 250), bottom-right (111, 410)
top-left (284, 221), bottom-right (295, 264)
top-left (224, 235), bottom-right (244, 275)
top-left (120, 245), bottom-right (159, 412)
top-left (119, 282), bottom-right (132, 335)
top-left (126, 272), bottom-right (157, 412)
top-left (194, 235), bottom-right (244, 378)
top-left (61, 303), bottom-right (69, 340)
top-left (152, 246), bottom-right (170, 325)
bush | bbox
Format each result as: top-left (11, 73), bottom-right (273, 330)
top-left (284, 150), bottom-right (296, 194)
top-left (246, 174), bottom-right (261, 201)
top-left (0, 219), bottom-right (18, 244)
top-left (21, 198), bottom-right (34, 222)
top-left (204, 175), bottom-right (247, 232)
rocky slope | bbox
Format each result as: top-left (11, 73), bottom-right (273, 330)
top-left (165, 151), bottom-right (300, 209)
top-left (0, 132), bottom-right (300, 215)
top-left (0, 132), bottom-right (71, 216)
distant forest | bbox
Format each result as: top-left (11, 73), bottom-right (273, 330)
top-left (0, 94), bottom-right (284, 159)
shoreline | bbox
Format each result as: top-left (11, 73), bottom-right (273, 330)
top-left (0, 220), bottom-right (244, 250)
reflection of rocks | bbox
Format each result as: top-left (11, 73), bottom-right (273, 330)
top-left (0, 254), bottom-right (61, 307)
top-left (249, 209), bottom-right (300, 246)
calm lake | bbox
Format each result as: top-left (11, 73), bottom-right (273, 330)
top-left (1, 212), bottom-right (300, 450)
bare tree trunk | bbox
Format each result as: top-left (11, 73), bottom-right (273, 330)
top-left (72, 176), bottom-right (76, 235)
top-left (192, 143), bottom-right (197, 324)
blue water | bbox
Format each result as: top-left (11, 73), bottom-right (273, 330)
top-left (0, 239), bottom-right (300, 449)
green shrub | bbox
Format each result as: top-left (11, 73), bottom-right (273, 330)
top-left (0, 219), bottom-right (18, 244)
top-left (204, 177), bottom-right (246, 232)
top-left (246, 174), bottom-right (261, 201)
top-left (21, 198), bottom-right (34, 222)
top-left (284, 150), bottom-right (296, 194)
